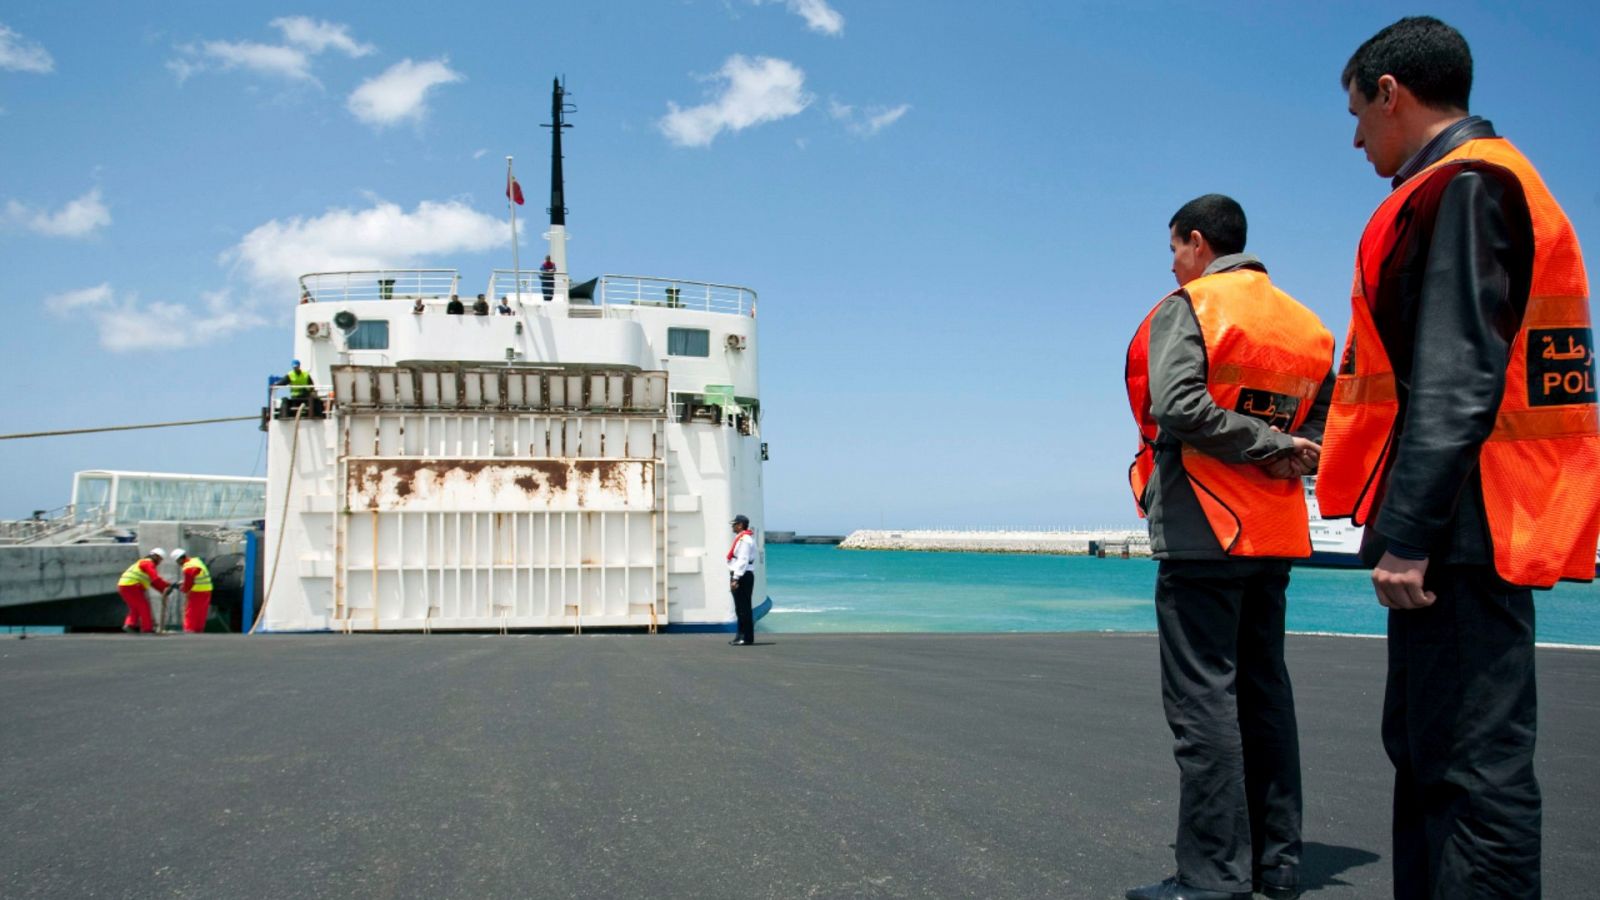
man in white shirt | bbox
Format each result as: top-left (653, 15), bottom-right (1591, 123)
top-left (726, 515), bottom-right (757, 646)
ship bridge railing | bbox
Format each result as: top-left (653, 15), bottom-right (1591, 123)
top-left (596, 275), bottom-right (756, 316)
top-left (298, 270), bottom-right (461, 304)
top-left (489, 269), bottom-right (571, 302)
top-left (491, 271), bottom-right (756, 316)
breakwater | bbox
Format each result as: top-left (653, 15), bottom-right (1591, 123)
top-left (838, 529), bottom-right (1150, 556)
top-left (766, 531), bottom-right (846, 545)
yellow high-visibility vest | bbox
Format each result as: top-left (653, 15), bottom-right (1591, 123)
top-left (118, 559), bottom-right (152, 588)
top-left (182, 557), bottom-right (213, 592)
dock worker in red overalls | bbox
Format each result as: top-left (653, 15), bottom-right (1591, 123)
top-left (116, 548), bottom-right (171, 634)
top-left (173, 549), bottom-right (213, 633)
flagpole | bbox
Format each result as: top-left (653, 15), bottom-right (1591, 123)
top-left (507, 155), bottom-right (521, 302)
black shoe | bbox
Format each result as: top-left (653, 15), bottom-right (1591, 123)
top-left (729, 638), bottom-right (748, 645)
top-left (1254, 864), bottom-right (1301, 900)
top-left (1125, 876), bottom-right (1249, 900)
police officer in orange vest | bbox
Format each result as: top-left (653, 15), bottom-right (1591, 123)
top-left (1123, 195), bottom-right (1335, 900)
top-left (1317, 17), bottom-right (1598, 900)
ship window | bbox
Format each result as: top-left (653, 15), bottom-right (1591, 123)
top-left (667, 327), bottom-right (710, 357)
top-left (348, 320), bottom-right (390, 350)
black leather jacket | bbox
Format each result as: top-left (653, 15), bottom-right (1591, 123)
top-left (1360, 117), bottom-right (1537, 565)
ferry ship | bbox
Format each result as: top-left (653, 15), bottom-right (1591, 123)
top-left (258, 81), bottom-right (768, 632)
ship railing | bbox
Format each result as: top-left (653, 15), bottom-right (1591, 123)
top-left (597, 275), bottom-right (756, 316)
top-left (265, 381), bottom-right (332, 423)
top-left (298, 270), bottom-right (461, 304)
top-left (488, 269), bottom-right (570, 301)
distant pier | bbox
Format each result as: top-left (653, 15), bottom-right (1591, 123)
top-left (766, 531), bottom-right (846, 546)
top-left (838, 529), bottom-right (1151, 556)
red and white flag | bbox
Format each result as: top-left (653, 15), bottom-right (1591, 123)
top-left (506, 174), bottom-right (524, 205)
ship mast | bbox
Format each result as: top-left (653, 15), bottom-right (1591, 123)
top-left (542, 77), bottom-right (575, 285)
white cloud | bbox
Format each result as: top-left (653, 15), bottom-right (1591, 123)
top-left (347, 58), bottom-right (464, 128)
top-left (37, 196), bottom-right (505, 352)
top-left (46, 283), bottom-right (113, 310)
top-left (228, 199), bottom-right (506, 293)
top-left (784, 0), bottom-right (844, 35)
top-left (473, 148), bottom-right (488, 160)
top-left (190, 40), bottom-right (314, 81)
top-left (751, 0), bottom-right (843, 36)
top-left (860, 103), bottom-right (910, 135)
top-left (168, 18), bottom-right (371, 84)
top-left (659, 56), bottom-right (811, 148)
top-left (829, 99), bottom-right (910, 136)
top-left (45, 284), bottom-right (262, 352)
top-left (270, 16), bottom-right (374, 57)
top-left (0, 23), bottom-right (54, 73)
top-left (4, 187), bottom-right (111, 238)
top-left (165, 57), bottom-right (200, 83)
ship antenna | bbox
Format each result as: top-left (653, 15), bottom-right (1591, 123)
top-left (540, 77), bottom-right (576, 283)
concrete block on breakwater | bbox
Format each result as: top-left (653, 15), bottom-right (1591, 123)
top-left (838, 529), bottom-right (1151, 556)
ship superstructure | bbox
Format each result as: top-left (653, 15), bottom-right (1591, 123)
top-left (258, 81), bottom-right (766, 632)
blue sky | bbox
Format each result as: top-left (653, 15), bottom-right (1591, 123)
top-left (3, 1), bottom-right (1597, 533)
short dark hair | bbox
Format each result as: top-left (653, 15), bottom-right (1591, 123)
top-left (1169, 194), bottom-right (1247, 256)
top-left (1342, 16), bottom-right (1472, 111)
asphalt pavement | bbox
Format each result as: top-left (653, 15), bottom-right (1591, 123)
top-left (2, 632), bottom-right (1596, 899)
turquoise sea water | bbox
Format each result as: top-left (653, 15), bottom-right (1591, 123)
top-left (761, 544), bottom-right (1600, 646)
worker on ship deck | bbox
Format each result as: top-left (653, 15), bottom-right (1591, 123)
top-left (276, 359), bottom-right (323, 419)
top-left (172, 549), bottom-right (213, 634)
top-left (1123, 194), bottom-right (1335, 900)
top-left (116, 548), bottom-right (172, 634)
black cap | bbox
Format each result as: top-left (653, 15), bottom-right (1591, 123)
top-left (731, 514), bottom-right (750, 528)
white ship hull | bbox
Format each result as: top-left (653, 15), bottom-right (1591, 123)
top-left (260, 276), bottom-right (767, 632)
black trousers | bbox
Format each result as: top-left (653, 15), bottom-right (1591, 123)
top-left (280, 394), bottom-right (324, 419)
top-left (1155, 559), bottom-right (1302, 893)
top-left (1384, 564), bottom-right (1539, 899)
top-left (731, 572), bottom-right (755, 643)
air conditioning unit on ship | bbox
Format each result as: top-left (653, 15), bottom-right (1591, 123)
top-left (725, 334), bottom-right (747, 351)
top-left (306, 321), bottom-right (332, 340)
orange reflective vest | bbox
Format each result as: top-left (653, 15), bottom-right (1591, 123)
top-left (1126, 268), bottom-right (1334, 557)
top-left (1317, 137), bottom-right (1598, 587)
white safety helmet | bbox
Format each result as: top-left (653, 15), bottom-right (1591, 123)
top-left (148, 548), bottom-right (166, 559)
top-left (171, 548), bottom-right (187, 560)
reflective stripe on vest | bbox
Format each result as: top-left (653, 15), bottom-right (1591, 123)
top-left (1125, 269), bottom-right (1335, 557)
top-left (118, 559), bottom-right (153, 588)
top-left (183, 557), bottom-right (213, 591)
top-left (286, 369), bottom-right (312, 398)
top-left (1317, 137), bottom-right (1598, 587)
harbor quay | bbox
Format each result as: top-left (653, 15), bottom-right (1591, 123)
top-left (3, 633), bottom-right (1596, 899)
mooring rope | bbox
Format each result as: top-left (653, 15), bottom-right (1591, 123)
top-left (0, 416), bottom-right (258, 441)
